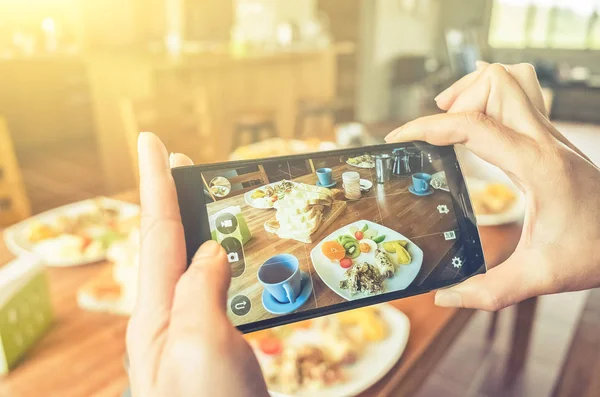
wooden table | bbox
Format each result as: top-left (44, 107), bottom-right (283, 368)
top-left (208, 162), bottom-right (462, 326)
top-left (0, 191), bottom-right (526, 397)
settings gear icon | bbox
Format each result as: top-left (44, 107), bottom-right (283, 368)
top-left (437, 205), bottom-right (450, 214)
top-left (452, 256), bottom-right (463, 269)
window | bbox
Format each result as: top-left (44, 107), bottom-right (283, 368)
top-left (489, 0), bottom-right (600, 49)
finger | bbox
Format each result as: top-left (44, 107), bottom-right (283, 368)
top-left (434, 251), bottom-right (548, 311)
top-left (450, 64), bottom-right (592, 163)
top-left (434, 61), bottom-right (489, 110)
top-left (137, 132), bottom-right (187, 312)
top-left (448, 64), bottom-right (544, 139)
top-left (169, 241), bottom-right (232, 331)
top-left (434, 70), bottom-right (482, 111)
top-left (385, 112), bottom-right (535, 178)
top-left (169, 152), bottom-right (194, 168)
top-left (503, 63), bottom-right (547, 117)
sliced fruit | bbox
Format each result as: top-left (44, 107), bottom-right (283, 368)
top-left (340, 235), bottom-right (357, 245)
top-left (372, 235), bottom-right (386, 244)
top-left (361, 224), bottom-right (369, 233)
top-left (359, 242), bottom-right (371, 253)
top-left (363, 229), bottom-right (378, 239)
top-left (322, 241), bottom-right (346, 261)
top-left (340, 258), bottom-right (353, 268)
top-left (259, 337), bottom-right (283, 355)
top-left (349, 226), bottom-right (359, 234)
top-left (396, 245), bottom-right (412, 265)
top-left (382, 241), bottom-right (396, 254)
top-left (355, 231), bottom-right (364, 240)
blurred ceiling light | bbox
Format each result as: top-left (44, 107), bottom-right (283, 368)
top-left (41, 17), bottom-right (56, 34)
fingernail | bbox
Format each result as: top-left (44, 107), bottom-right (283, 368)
top-left (435, 290), bottom-right (463, 307)
top-left (194, 240), bottom-right (222, 259)
top-left (169, 152), bottom-right (175, 168)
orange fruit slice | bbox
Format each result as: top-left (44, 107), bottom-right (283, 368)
top-left (322, 241), bottom-right (346, 261)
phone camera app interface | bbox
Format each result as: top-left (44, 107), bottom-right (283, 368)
top-left (201, 146), bottom-right (467, 326)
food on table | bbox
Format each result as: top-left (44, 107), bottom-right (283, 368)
top-left (250, 189), bottom-right (266, 199)
top-left (359, 242), bottom-right (371, 253)
top-left (374, 249), bottom-right (395, 278)
top-left (355, 231), bottom-right (364, 240)
top-left (382, 240), bottom-right (408, 252)
top-left (363, 228), bottom-right (378, 240)
top-left (347, 154), bottom-right (375, 168)
top-left (340, 258), bottom-right (353, 269)
top-left (336, 307), bottom-right (389, 342)
top-left (371, 234), bottom-right (386, 244)
top-left (382, 240), bottom-right (411, 265)
top-left (249, 180), bottom-right (297, 207)
top-left (340, 262), bottom-right (385, 296)
top-left (336, 235), bottom-right (360, 259)
top-left (77, 226), bottom-right (140, 315)
top-left (264, 182), bottom-right (342, 242)
top-left (259, 336), bottom-right (283, 356)
top-left (247, 307), bottom-right (389, 394)
top-left (26, 201), bottom-right (138, 262)
top-left (471, 182), bottom-right (517, 215)
top-left (395, 245), bottom-right (412, 265)
top-left (322, 241), bottom-right (346, 261)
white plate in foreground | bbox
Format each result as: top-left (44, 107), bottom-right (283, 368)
top-left (269, 304), bottom-right (410, 397)
top-left (2, 197), bottom-right (139, 267)
top-left (310, 220), bottom-right (423, 301)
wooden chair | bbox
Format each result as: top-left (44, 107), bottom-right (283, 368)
top-left (120, 89), bottom-right (212, 181)
top-left (0, 117), bottom-right (31, 226)
top-left (294, 98), bottom-right (337, 140)
top-left (231, 110), bottom-right (278, 154)
top-left (201, 165), bottom-right (269, 202)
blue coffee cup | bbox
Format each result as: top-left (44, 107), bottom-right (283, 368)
top-left (316, 168), bottom-right (333, 186)
top-left (257, 254), bottom-right (302, 304)
top-left (412, 173), bottom-right (432, 193)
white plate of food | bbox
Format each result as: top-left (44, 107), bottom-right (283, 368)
top-left (310, 220), bottom-right (423, 301)
top-left (467, 178), bottom-right (526, 226)
top-left (247, 304), bottom-right (410, 397)
top-left (346, 155), bottom-right (375, 169)
top-left (3, 197), bottom-right (140, 267)
top-left (244, 180), bottom-right (298, 209)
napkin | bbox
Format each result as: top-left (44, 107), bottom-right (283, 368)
top-left (0, 255), bottom-right (53, 374)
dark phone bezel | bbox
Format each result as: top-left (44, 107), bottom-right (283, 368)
top-left (172, 143), bottom-right (485, 334)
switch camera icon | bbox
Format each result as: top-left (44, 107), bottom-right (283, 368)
top-left (227, 252), bottom-right (240, 263)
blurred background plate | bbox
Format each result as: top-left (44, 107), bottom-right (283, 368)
top-left (269, 304), bottom-right (410, 397)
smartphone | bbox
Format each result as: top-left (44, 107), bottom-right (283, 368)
top-left (172, 143), bottom-right (485, 333)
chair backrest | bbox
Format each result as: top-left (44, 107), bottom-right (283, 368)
top-left (0, 117), bottom-right (31, 226)
top-left (202, 165), bottom-right (269, 201)
top-left (120, 89), bottom-right (212, 182)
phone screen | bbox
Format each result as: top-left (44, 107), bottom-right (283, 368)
top-left (173, 143), bottom-right (484, 333)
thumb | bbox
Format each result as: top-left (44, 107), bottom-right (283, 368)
top-left (434, 250), bottom-right (547, 311)
top-left (169, 241), bottom-right (232, 331)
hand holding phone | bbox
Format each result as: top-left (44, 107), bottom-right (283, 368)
top-left (173, 142), bottom-right (485, 333)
